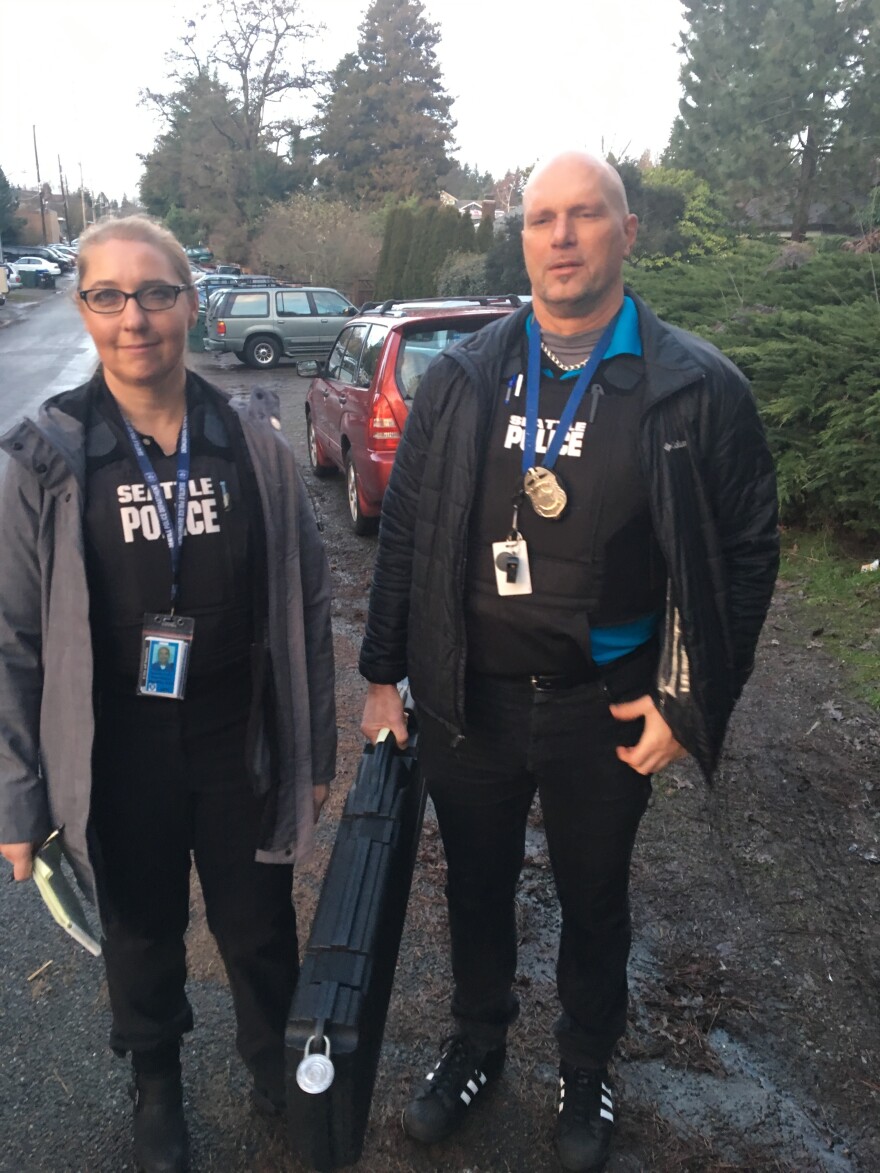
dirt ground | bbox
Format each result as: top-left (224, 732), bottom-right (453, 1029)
top-left (9, 345), bottom-right (875, 1173)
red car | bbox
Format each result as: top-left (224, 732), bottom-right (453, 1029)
top-left (302, 297), bottom-right (525, 534)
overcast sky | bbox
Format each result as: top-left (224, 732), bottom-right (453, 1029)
top-left (0, 0), bottom-right (686, 202)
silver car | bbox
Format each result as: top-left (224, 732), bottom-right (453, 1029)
top-left (203, 285), bottom-right (357, 369)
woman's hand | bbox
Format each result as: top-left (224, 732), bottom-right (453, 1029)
top-left (313, 785), bottom-right (329, 823)
top-left (1, 842), bottom-right (35, 881)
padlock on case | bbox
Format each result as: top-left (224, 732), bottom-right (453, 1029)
top-left (296, 1034), bottom-right (335, 1094)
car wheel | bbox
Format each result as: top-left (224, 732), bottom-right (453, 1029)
top-left (307, 413), bottom-right (336, 478)
top-left (234, 352), bottom-right (249, 364)
top-left (244, 335), bottom-right (281, 369)
top-left (345, 451), bottom-right (378, 536)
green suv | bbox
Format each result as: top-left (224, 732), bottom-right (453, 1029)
top-left (203, 285), bottom-right (357, 369)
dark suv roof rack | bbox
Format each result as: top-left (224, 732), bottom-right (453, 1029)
top-left (368, 294), bottom-right (525, 315)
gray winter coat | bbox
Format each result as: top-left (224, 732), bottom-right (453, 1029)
top-left (0, 375), bottom-right (336, 908)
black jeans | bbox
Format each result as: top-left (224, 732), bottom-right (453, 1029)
top-left (419, 646), bottom-right (655, 1069)
top-left (90, 695), bottom-right (298, 1090)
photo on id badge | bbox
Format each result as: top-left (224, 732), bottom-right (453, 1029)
top-left (138, 614), bottom-right (194, 699)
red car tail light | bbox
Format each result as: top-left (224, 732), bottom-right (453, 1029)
top-left (368, 394), bottom-right (401, 451)
top-left (217, 320), bottom-right (226, 335)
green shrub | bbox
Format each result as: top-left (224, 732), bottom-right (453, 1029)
top-left (436, 251), bottom-right (488, 296)
top-left (626, 243), bottom-right (880, 539)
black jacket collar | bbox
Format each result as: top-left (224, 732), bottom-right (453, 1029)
top-left (443, 290), bottom-right (707, 411)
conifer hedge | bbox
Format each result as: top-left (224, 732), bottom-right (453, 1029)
top-left (626, 242), bottom-right (880, 538)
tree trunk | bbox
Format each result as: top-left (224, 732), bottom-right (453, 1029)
top-left (791, 112), bottom-right (822, 242)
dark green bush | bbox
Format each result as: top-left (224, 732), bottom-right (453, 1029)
top-left (626, 243), bottom-right (880, 539)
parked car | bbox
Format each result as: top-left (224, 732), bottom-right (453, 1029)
top-left (194, 272), bottom-right (281, 308)
top-left (0, 244), bottom-right (30, 261)
top-left (214, 263), bottom-right (242, 276)
top-left (301, 296), bottom-right (526, 534)
top-left (203, 284), bottom-right (357, 369)
top-left (185, 246), bottom-right (214, 264)
top-left (3, 262), bottom-right (22, 288)
top-left (23, 246), bottom-right (74, 273)
top-left (13, 255), bottom-right (61, 277)
top-left (50, 245), bottom-right (78, 264)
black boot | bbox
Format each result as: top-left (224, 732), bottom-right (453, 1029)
top-left (131, 1070), bottom-right (190, 1173)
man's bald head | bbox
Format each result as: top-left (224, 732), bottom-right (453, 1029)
top-left (523, 152), bottom-right (630, 219)
top-left (520, 150), bottom-right (638, 332)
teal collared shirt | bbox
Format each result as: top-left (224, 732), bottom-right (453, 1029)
top-left (526, 295), bottom-right (642, 380)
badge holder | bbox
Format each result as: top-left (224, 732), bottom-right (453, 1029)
top-left (492, 499), bottom-right (532, 597)
top-left (137, 613), bottom-right (195, 700)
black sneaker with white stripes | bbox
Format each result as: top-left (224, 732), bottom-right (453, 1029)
top-left (554, 1062), bottom-right (615, 1172)
top-left (402, 1035), bottom-right (506, 1144)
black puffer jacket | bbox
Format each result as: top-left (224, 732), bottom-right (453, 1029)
top-left (359, 293), bottom-right (779, 778)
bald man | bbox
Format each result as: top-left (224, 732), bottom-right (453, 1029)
top-left (359, 152), bottom-right (778, 1171)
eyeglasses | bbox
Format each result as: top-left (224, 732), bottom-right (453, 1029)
top-left (78, 284), bottom-right (193, 314)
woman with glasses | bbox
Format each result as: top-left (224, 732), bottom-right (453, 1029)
top-left (0, 217), bottom-right (336, 1172)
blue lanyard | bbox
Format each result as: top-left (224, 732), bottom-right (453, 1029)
top-left (122, 411), bottom-right (190, 609)
top-left (523, 310), bottom-right (620, 475)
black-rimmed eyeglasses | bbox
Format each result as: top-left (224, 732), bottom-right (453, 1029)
top-left (78, 284), bottom-right (193, 314)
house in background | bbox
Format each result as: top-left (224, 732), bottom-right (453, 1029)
top-left (14, 189), bottom-right (63, 244)
top-left (439, 193), bottom-right (503, 222)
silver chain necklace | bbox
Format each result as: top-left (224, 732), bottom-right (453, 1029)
top-left (540, 341), bottom-right (591, 372)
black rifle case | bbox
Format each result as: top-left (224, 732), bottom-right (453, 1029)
top-left (286, 727), bottom-right (425, 1171)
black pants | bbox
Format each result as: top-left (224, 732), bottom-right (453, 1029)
top-left (90, 696), bottom-right (298, 1089)
top-left (419, 646), bottom-right (655, 1069)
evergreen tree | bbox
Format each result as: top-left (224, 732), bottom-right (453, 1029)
top-left (140, 70), bottom-right (304, 248)
top-left (140, 1), bottom-right (319, 247)
top-left (484, 213), bottom-right (529, 293)
top-left (317, 0), bottom-right (455, 203)
top-left (0, 166), bottom-right (25, 243)
top-left (438, 160), bottom-right (495, 199)
top-left (401, 205), bottom-right (438, 296)
top-left (376, 205), bottom-right (416, 297)
top-left (666, 0), bottom-right (880, 240)
top-left (455, 211), bottom-right (477, 252)
top-left (140, 72), bottom-right (246, 236)
top-left (374, 206), bottom-right (400, 296)
top-left (476, 211), bottom-right (495, 253)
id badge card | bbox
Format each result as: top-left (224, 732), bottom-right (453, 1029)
top-left (137, 613), bottom-right (195, 700)
top-left (492, 537), bottom-right (533, 596)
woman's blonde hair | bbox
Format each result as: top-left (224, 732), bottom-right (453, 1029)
top-left (76, 215), bottom-right (193, 287)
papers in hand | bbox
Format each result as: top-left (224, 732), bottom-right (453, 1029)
top-left (32, 831), bottom-right (102, 957)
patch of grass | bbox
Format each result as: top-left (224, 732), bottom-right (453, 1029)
top-left (779, 527), bottom-right (880, 708)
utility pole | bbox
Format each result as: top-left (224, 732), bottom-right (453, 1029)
top-left (58, 156), bottom-right (72, 244)
top-left (33, 125), bottom-right (47, 244)
top-left (79, 162), bottom-right (87, 234)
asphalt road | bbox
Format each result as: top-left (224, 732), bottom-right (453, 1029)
top-left (0, 286), bottom-right (129, 1173)
top-left (0, 279), bottom-right (98, 445)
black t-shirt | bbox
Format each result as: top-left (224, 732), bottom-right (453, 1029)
top-left (465, 336), bottom-right (665, 675)
top-left (84, 376), bottom-right (260, 723)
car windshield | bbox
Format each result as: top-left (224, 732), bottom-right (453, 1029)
top-left (396, 321), bottom-right (495, 399)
